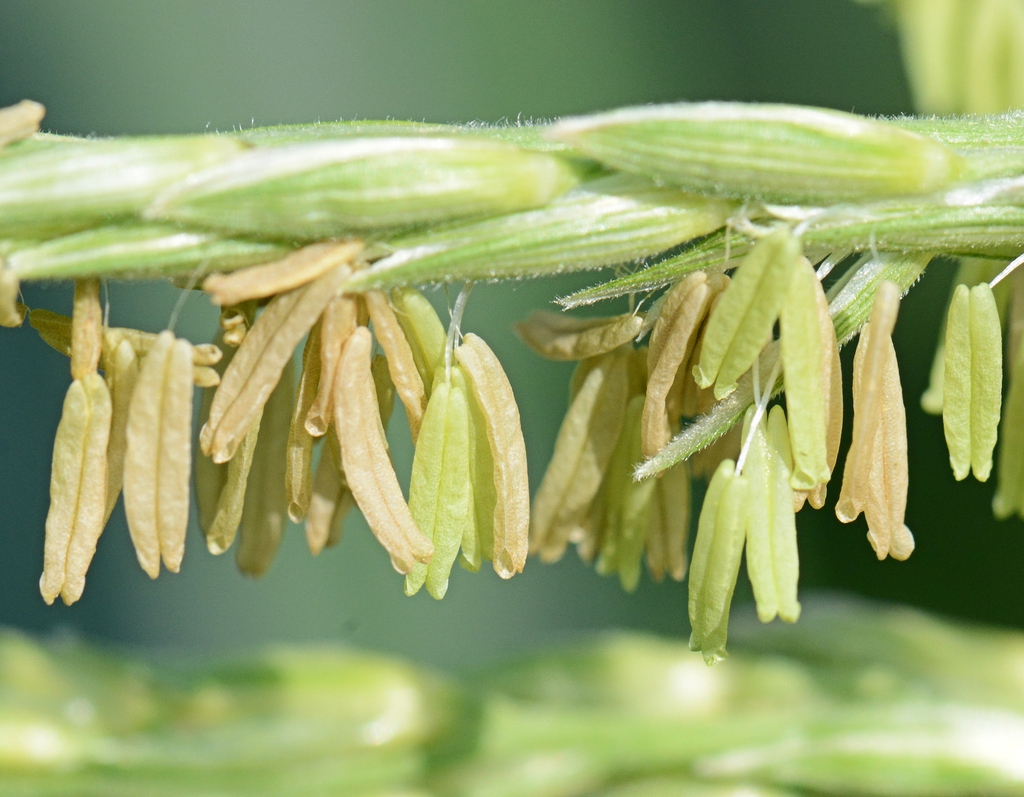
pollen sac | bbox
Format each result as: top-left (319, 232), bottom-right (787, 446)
top-left (306, 439), bottom-right (353, 556)
top-left (743, 406), bottom-right (801, 624)
top-left (530, 347), bottom-right (632, 563)
top-left (0, 262), bottom-right (25, 327)
top-left (780, 256), bottom-right (829, 491)
top-left (456, 333), bottom-right (530, 579)
top-left (647, 461), bottom-right (691, 583)
top-left (548, 101), bottom-right (964, 205)
top-left (102, 339), bottom-right (140, 523)
top-left (943, 283), bottom-right (1003, 482)
top-left (286, 321), bottom-right (322, 523)
top-left (146, 136), bottom-right (580, 240)
top-left (515, 310), bottom-right (644, 362)
top-left (123, 331), bottom-right (194, 578)
top-left (334, 325), bottom-right (433, 574)
top-left (405, 368), bottom-right (475, 600)
top-left (39, 373), bottom-right (112, 606)
top-left (305, 293), bottom-right (358, 437)
top-left (365, 290), bottom-right (428, 443)
top-left (836, 284), bottom-right (913, 561)
top-left (694, 227), bottom-right (801, 400)
top-left (642, 272), bottom-right (713, 458)
top-left (688, 458), bottom-right (748, 665)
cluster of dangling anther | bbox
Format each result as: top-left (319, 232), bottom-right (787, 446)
top-left (520, 226), bottom-right (932, 662)
top-left (29, 242), bottom-right (528, 604)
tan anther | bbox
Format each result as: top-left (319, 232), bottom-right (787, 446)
top-left (219, 302), bottom-right (256, 347)
top-left (235, 356), bottom-right (293, 578)
top-left (39, 373), bottom-right (112, 606)
top-left (515, 310), bottom-right (644, 361)
top-left (286, 320), bottom-right (322, 522)
top-left (71, 279), bottom-right (103, 380)
top-left (201, 263), bottom-right (349, 463)
top-left (103, 339), bottom-right (139, 523)
top-left (836, 283), bottom-right (911, 561)
top-left (204, 410), bottom-right (261, 555)
top-left (643, 272), bottom-right (713, 457)
top-left (305, 294), bottom-right (358, 437)
top-left (679, 275), bottom-right (730, 418)
top-left (334, 326), bottom-right (433, 573)
top-left (365, 290), bottom-right (427, 443)
top-left (455, 333), bottom-right (531, 578)
top-left (123, 331), bottom-right (194, 577)
top-left (0, 100), bottom-right (45, 149)
top-left (654, 461), bottom-right (691, 581)
top-left (202, 240), bottom-right (362, 307)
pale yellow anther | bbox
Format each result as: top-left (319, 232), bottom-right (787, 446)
top-left (335, 326), bottom-right (433, 574)
top-left (515, 310), bottom-right (644, 361)
top-left (365, 290), bottom-right (427, 443)
top-left (456, 333), bottom-right (531, 578)
top-left (202, 240), bottom-right (361, 306)
top-left (123, 331), bottom-right (194, 578)
top-left (39, 373), bottom-right (112, 606)
top-left (286, 320), bottom-right (322, 523)
top-left (103, 339), bottom-right (139, 523)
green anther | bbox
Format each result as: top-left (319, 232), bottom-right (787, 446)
top-left (0, 136), bottom-right (246, 239)
top-left (406, 368), bottom-right (474, 600)
top-left (695, 228), bottom-right (800, 400)
top-left (4, 224), bottom-right (289, 281)
top-left (549, 102), bottom-right (964, 205)
top-left (943, 283), bottom-right (1003, 481)
top-left (391, 287), bottom-right (447, 396)
top-left (346, 174), bottom-right (735, 291)
top-left (145, 137), bottom-right (580, 240)
top-left (689, 459), bottom-right (748, 665)
top-left (461, 381), bottom-right (497, 572)
top-left (744, 406), bottom-right (801, 625)
top-left (780, 256), bottom-right (828, 490)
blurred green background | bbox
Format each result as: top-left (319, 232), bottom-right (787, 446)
top-left (0, 0), bottom-right (1016, 668)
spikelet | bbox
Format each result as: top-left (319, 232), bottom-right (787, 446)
top-left (305, 294), bottom-right (358, 436)
top-left (515, 310), bottom-right (644, 361)
top-left (203, 240), bottom-right (362, 306)
top-left (688, 458), bottom-right (748, 664)
top-left (942, 282), bottom-right (1002, 482)
top-left (405, 368), bottom-right (474, 599)
top-left (201, 262), bottom-right (349, 463)
top-left (39, 373), bottom-right (112, 606)
top-left (780, 256), bottom-right (829, 490)
top-left (835, 282), bottom-right (914, 561)
top-left (643, 272), bottom-right (713, 457)
top-left (365, 290), bottom-right (428, 443)
top-left (123, 331), bottom-right (194, 577)
top-left (744, 406), bottom-right (801, 624)
top-left (530, 348), bottom-right (631, 562)
top-left (694, 228), bottom-right (800, 400)
top-left (235, 356), bottom-right (293, 578)
top-left (455, 333), bottom-right (530, 578)
top-left (334, 326), bottom-right (433, 573)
